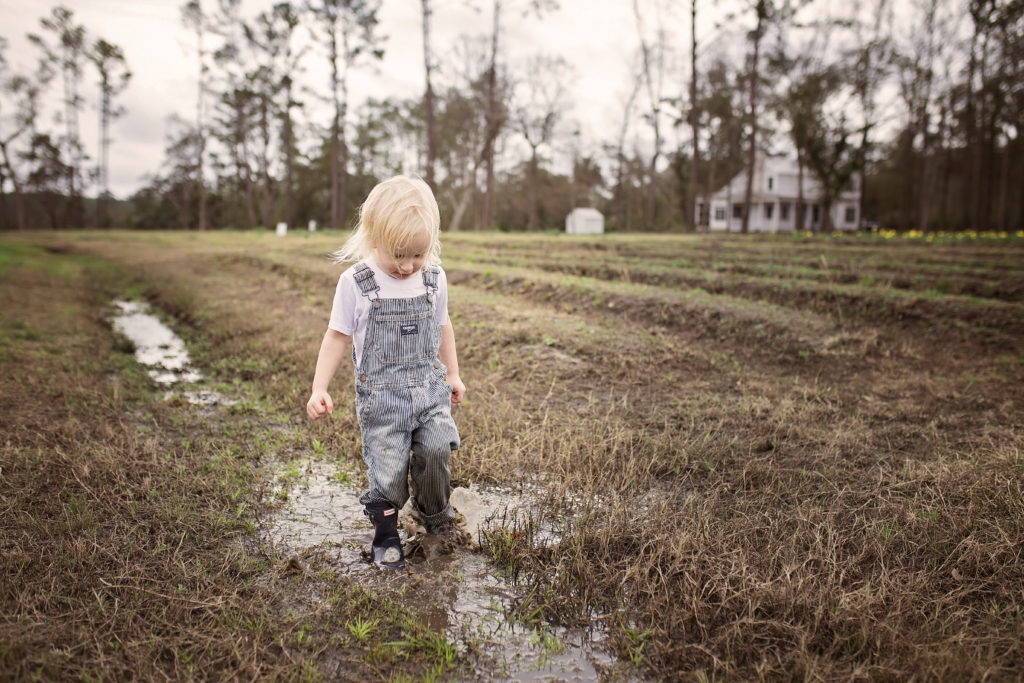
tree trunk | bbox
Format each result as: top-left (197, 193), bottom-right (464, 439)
top-left (421, 0), bottom-right (436, 190)
top-left (0, 142), bottom-right (26, 230)
top-left (965, 18), bottom-right (979, 230)
top-left (647, 149), bottom-right (658, 228)
top-left (938, 95), bottom-right (953, 229)
top-left (283, 78), bottom-right (295, 231)
top-left (480, 0), bottom-right (501, 230)
top-left (742, 0), bottom-right (767, 234)
top-left (329, 25), bottom-right (344, 231)
top-left (916, 0), bottom-right (938, 232)
top-left (528, 145), bottom-right (539, 231)
top-left (687, 0), bottom-right (699, 230)
top-left (1016, 137), bottom-right (1024, 230)
top-left (976, 30), bottom-right (992, 231)
top-left (195, 8), bottom-right (207, 231)
top-left (450, 183), bottom-right (474, 232)
top-left (796, 154), bottom-right (805, 232)
top-left (97, 88), bottom-right (110, 227)
top-left (259, 98), bottom-right (273, 229)
top-left (449, 151), bottom-right (482, 232)
top-left (235, 98), bottom-right (257, 229)
top-left (996, 138), bottom-right (1009, 229)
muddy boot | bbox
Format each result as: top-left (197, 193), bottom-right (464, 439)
top-left (364, 503), bottom-right (405, 570)
top-left (426, 519), bottom-right (471, 547)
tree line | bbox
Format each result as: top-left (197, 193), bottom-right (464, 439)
top-left (0, 6), bottom-right (129, 230)
top-left (1, 0), bottom-right (1021, 233)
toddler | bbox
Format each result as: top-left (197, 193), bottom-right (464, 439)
top-left (306, 176), bottom-right (465, 570)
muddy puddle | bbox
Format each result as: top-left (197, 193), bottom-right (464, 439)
top-left (267, 454), bottom-right (620, 680)
top-left (110, 298), bottom-right (623, 680)
top-left (110, 300), bottom-right (235, 407)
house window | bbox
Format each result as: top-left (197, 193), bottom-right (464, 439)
top-left (812, 204), bottom-right (820, 223)
top-left (714, 207), bottom-right (726, 221)
top-left (733, 204), bottom-right (743, 219)
top-left (780, 203), bottom-right (790, 220)
top-left (765, 203), bottom-right (774, 219)
top-left (845, 206), bottom-right (856, 224)
top-left (768, 176), bottom-right (774, 190)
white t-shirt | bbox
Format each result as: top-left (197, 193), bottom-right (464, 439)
top-left (328, 260), bottom-right (449, 367)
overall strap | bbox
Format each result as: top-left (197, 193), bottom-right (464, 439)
top-left (352, 263), bottom-right (380, 302)
top-left (421, 265), bottom-right (439, 301)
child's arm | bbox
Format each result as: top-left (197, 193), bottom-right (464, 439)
top-left (438, 315), bottom-right (466, 403)
top-left (306, 329), bottom-right (353, 420)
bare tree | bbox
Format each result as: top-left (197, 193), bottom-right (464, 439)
top-left (633, 0), bottom-right (670, 228)
top-left (513, 54), bottom-right (570, 231)
top-left (249, 2), bottom-right (304, 229)
top-left (687, 0), bottom-right (699, 229)
top-left (479, 0), bottom-right (503, 230)
top-left (768, 10), bottom-right (841, 232)
top-left (308, 0), bottom-right (382, 231)
top-left (88, 39), bottom-right (131, 227)
top-left (476, 0), bottom-right (557, 230)
top-left (29, 5), bottom-right (88, 228)
top-left (444, 37), bottom-right (499, 232)
top-left (181, 0), bottom-right (210, 230)
top-left (0, 38), bottom-right (49, 230)
top-left (610, 62), bottom-right (642, 231)
top-left (893, 0), bottom-right (945, 231)
top-left (696, 58), bottom-right (746, 231)
top-left (421, 0), bottom-right (437, 190)
top-left (209, 0), bottom-right (262, 229)
top-left (848, 0), bottom-right (893, 232)
top-left (740, 0), bottom-right (769, 233)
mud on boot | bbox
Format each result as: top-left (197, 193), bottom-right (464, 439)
top-left (364, 503), bottom-right (405, 570)
top-left (426, 521), bottom-right (471, 546)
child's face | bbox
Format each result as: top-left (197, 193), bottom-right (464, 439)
top-left (372, 229), bottom-right (431, 280)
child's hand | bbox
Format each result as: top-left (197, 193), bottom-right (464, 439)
top-left (447, 373), bottom-right (466, 404)
top-left (306, 390), bottom-right (334, 420)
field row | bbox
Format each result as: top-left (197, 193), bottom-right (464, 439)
top-left (442, 233), bottom-right (1024, 302)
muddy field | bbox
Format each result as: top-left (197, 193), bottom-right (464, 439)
top-left (1, 230), bottom-right (1022, 680)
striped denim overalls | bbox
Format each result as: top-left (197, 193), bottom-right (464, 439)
top-left (352, 263), bottom-right (459, 528)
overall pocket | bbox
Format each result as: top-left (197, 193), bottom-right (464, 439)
top-left (372, 310), bottom-right (439, 364)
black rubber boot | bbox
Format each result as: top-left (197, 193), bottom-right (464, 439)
top-left (364, 503), bottom-right (405, 570)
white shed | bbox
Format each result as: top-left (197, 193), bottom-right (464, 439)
top-left (565, 207), bottom-right (604, 235)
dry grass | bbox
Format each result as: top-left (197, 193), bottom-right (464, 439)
top-left (3, 231), bottom-right (1022, 680)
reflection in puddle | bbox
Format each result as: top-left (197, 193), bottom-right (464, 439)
top-left (264, 454), bottom-right (617, 680)
top-left (109, 300), bottom-right (235, 406)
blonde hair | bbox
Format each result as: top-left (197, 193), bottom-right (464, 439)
top-left (331, 175), bottom-right (442, 265)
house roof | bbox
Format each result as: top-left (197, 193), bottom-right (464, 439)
top-left (568, 207), bottom-right (603, 218)
top-left (708, 153), bottom-right (860, 202)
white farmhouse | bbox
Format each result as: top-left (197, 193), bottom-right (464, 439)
top-left (565, 207), bottom-right (604, 235)
top-left (697, 154), bottom-right (862, 232)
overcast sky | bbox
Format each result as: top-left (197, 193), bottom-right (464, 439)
top-left (0, 0), bottom-right (745, 198)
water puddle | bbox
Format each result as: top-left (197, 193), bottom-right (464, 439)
top-left (265, 453), bottom-right (618, 680)
top-left (109, 300), bottom-right (235, 406)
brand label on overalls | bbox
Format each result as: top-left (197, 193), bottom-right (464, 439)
top-left (400, 323), bottom-right (419, 336)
